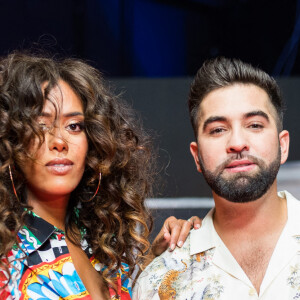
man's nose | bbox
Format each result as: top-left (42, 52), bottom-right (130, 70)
top-left (226, 129), bottom-right (249, 154)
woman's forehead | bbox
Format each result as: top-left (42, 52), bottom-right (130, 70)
top-left (42, 80), bottom-right (84, 115)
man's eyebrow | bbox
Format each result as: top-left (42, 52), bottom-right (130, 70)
top-left (202, 116), bottom-right (227, 131)
top-left (39, 112), bottom-right (84, 117)
top-left (202, 110), bottom-right (270, 131)
top-left (244, 110), bottom-right (269, 122)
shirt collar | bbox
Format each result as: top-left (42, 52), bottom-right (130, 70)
top-left (279, 190), bottom-right (300, 238)
top-left (190, 190), bottom-right (300, 256)
top-left (17, 212), bottom-right (57, 254)
top-left (190, 208), bottom-right (218, 255)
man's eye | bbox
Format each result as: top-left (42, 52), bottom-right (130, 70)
top-left (250, 123), bottom-right (263, 129)
top-left (209, 128), bottom-right (225, 135)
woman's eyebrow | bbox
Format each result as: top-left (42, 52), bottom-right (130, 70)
top-left (39, 112), bottom-right (84, 117)
top-left (39, 112), bottom-right (52, 117)
top-left (63, 112), bottom-right (84, 117)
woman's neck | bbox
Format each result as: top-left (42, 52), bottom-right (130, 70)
top-left (26, 188), bottom-right (70, 231)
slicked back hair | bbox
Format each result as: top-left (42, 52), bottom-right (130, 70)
top-left (188, 57), bottom-right (284, 137)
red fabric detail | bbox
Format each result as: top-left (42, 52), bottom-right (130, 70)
top-left (56, 233), bottom-right (64, 241)
top-left (19, 253), bottom-right (70, 288)
top-left (0, 287), bottom-right (12, 299)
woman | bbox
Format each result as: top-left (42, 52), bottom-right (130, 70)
top-left (0, 52), bottom-right (199, 299)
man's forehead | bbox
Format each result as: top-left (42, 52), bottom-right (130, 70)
top-left (197, 83), bottom-right (277, 124)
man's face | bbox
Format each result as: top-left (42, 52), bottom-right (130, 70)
top-left (190, 83), bottom-right (289, 203)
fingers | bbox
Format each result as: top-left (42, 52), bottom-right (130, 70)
top-left (150, 215), bottom-right (203, 257)
top-left (150, 218), bottom-right (174, 257)
top-left (176, 219), bottom-right (194, 248)
top-left (176, 216), bottom-right (202, 248)
top-left (189, 216), bottom-right (202, 230)
top-left (165, 217), bottom-right (184, 252)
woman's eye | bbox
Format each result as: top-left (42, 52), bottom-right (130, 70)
top-left (66, 122), bottom-right (84, 132)
top-left (39, 123), bottom-right (49, 131)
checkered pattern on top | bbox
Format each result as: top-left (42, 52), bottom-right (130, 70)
top-left (0, 211), bottom-right (132, 300)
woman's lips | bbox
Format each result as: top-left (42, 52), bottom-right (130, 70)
top-left (46, 159), bottom-right (73, 175)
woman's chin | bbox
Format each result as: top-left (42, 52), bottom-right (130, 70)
top-left (27, 184), bottom-right (78, 201)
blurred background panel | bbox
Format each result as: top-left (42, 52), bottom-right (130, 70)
top-left (1, 0), bottom-right (299, 205)
top-left (113, 77), bottom-right (300, 198)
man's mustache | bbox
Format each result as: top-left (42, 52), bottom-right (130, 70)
top-left (215, 154), bottom-right (264, 174)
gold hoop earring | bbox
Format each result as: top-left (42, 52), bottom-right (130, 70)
top-left (8, 165), bottom-right (20, 202)
top-left (89, 173), bottom-right (102, 201)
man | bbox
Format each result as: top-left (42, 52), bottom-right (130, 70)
top-left (133, 57), bottom-right (300, 299)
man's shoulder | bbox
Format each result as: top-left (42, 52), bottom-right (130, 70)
top-left (137, 212), bottom-right (215, 284)
top-left (133, 228), bottom-right (219, 300)
top-left (133, 234), bottom-right (192, 299)
top-left (144, 233), bottom-right (191, 275)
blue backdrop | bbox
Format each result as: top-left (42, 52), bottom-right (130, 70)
top-left (0, 0), bottom-right (298, 76)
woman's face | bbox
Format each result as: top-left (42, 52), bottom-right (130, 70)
top-left (21, 80), bottom-right (88, 201)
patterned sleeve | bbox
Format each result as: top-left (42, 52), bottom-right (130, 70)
top-left (132, 241), bottom-right (192, 300)
top-left (132, 257), bottom-right (166, 300)
top-left (0, 267), bottom-right (13, 300)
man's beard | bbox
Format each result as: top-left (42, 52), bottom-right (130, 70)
top-left (198, 149), bottom-right (281, 203)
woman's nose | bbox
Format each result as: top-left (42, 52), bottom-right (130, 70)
top-left (47, 127), bottom-right (69, 153)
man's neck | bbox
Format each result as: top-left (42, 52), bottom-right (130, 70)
top-left (213, 184), bottom-right (287, 237)
top-left (212, 183), bottom-right (288, 294)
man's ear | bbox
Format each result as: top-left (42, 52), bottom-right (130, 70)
top-left (279, 130), bottom-right (290, 165)
top-left (190, 142), bottom-right (202, 173)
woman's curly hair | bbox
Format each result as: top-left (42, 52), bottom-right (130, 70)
top-left (0, 51), bottom-right (154, 291)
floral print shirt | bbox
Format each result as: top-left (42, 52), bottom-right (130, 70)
top-left (133, 191), bottom-right (300, 300)
top-left (0, 211), bottom-right (132, 300)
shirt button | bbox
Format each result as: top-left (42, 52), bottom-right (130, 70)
top-left (249, 288), bottom-right (256, 296)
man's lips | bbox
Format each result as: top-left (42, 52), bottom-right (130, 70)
top-left (46, 158), bottom-right (74, 175)
top-left (225, 160), bottom-right (256, 173)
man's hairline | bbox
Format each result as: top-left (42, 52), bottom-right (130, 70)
top-left (192, 82), bottom-right (283, 137)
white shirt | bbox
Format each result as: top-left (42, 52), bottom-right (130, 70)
top-left (133, 191), bottom-right (300, 299)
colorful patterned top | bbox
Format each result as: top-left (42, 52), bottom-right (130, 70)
top-left (0, 211), bottom-right (132, 300)
top-left (133, 191), bottom-right (300, 300)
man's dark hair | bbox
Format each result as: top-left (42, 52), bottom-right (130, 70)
top-left (188, 57), bottom-right (284, 136)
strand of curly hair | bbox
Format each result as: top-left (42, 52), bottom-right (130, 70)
top-left (0, 51), bottom-right (154, 294)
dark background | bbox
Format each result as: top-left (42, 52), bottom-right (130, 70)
top-left (1, 0), bottom-right (299, 77)
top-left (1, 0), bottom-right (300, 200)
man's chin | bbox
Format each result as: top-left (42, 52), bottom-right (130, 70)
top-left (218, 175), bottom-right (256, 190)
top-left (221, 168), bottom-right (260, 179)
top-left (201, 150), bottom-right (281, 204)
top-left (211, 173), bottom-right (271, 203)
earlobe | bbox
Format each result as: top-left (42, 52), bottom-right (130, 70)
top-left (279, 130), bottom-right (290, 164)
top-left (190, 142), bottom-right (202, 173)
